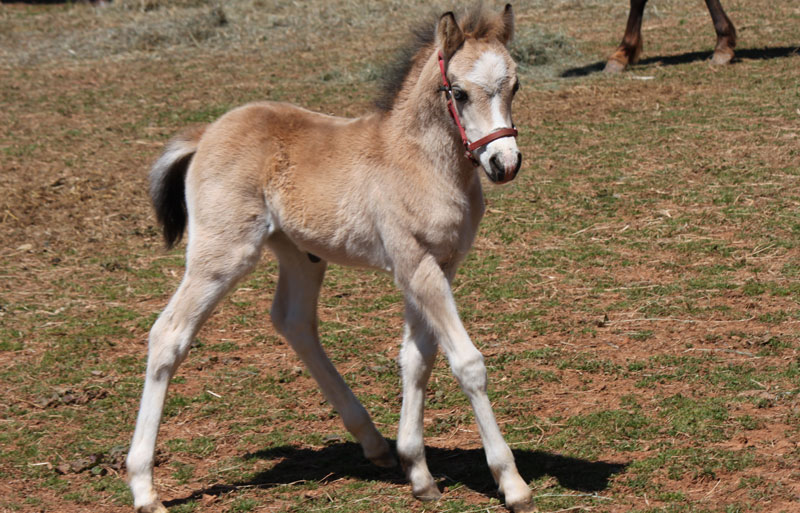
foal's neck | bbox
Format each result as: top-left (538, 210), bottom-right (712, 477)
top-left (381, 48), bottom-right (474, 185)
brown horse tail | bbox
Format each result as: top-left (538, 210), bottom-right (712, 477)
top-left (149, 125), bottom-right (206, 249)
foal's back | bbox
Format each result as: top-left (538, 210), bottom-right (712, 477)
top-left (187, 101), bottom-right (480, 271)
top-left (186, 102), bottom-right (394, 270)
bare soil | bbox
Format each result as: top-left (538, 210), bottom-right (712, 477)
top-left (1, 1), bottom-right (799, 512)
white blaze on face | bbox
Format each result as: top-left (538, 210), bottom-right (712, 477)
top-left (465, 50), bottom-right (508, 95)
top-left (463, 50), bottom-right (514, 134)
top-left (463, 50), bottom-right (519, 175)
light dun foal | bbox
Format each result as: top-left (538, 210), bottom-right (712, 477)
top-left (127, 4), bottom-right (533, 512)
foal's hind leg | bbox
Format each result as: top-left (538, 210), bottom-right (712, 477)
top-left (267, 236), bottom-right (394, 467)
top-left (705, 0), bottom-right (736, 65)
top-left (397, 305), bottom-right (440, 500)
top-left (126, 234), bottom-right (264, 513)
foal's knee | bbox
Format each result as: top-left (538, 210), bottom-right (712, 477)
top-left (399, 335), bottom-right (436, 379)
top-left (452, 351), bottom-right (487, 395)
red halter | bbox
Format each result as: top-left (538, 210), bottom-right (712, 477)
top-left (437, 50), bottom-right (518, 166)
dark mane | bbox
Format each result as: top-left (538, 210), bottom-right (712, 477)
top-left (374, 3), bottom-right (504, 112)
top-left (374, 18), bottom-right (436, 112)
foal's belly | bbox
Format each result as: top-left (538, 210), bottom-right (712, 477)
top-left (267, 196), bottom-right (393, 273)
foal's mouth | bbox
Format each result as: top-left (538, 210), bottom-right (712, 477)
top-left (485, 152), bottom-right (522, 184)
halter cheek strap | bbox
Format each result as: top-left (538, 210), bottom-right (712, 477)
top-left (437, 51), bottom-right (518, 166)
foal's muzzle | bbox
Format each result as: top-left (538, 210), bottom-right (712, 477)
top-left (487, 151), bottom-right (522, 184)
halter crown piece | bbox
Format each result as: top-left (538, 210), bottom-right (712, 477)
top-left (437, 50), bottom-right (518, 166)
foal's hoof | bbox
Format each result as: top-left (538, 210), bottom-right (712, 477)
top-left (368, 450), bottom-right (398, 468)
top-left (603, 59), bottom-right (626, 74)
top-left (711, 48), bottom-right (734, 66)
top-left (136, 502), bottom-right (168, 513)
top-left (365, 437), bottom-right (397, 468)
top-left (502, 483), bottom-right (535, 513)
top-left (412, 483), bottom-right (442, 502)
top-left (508, 500), bottom-right (536, 513)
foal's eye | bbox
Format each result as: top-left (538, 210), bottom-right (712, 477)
top-left (512, 80), bottom-right (520, 95)
top-left (452, 88), bottom-right (468, 102)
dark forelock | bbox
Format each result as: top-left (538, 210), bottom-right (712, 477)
top-left (374, 2), bottom-right (503, 112)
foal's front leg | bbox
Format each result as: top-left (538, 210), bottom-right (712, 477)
top-left (398, 253), bottom-right (532, 512)
top-left (397, 306), bottom-right (440, 500)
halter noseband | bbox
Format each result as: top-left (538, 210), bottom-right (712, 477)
top-left (437, 50), bottom-right (518, 166)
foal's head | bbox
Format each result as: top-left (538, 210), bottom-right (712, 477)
top-left (437, 5), bottom-right (521, 184)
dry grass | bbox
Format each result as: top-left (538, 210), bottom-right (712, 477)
top-left (1, 1), bottom-right (800, 512)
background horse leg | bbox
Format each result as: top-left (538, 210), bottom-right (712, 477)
top-left (397, 304), bottom-right (440, 500)
top-left (127, 231), bottom-right (264, 513)
top-left (705, 0), bottom-right (736, 65)
top-left (267, 236), bottom-right (394, 467)
top-left (605, 0), bottom-right (648, 73)
top-left (399, 253), bottom-right (532, 512)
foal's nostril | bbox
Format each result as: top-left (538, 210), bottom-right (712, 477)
top-left (489, 154), bottom-right (505, 182)
top-left (512, 152), bottom-right (522, 175)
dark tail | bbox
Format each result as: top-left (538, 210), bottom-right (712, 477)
top-left (149, 126), bottom-right (206, 248)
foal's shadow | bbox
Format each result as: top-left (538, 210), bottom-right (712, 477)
top-left (164, 441), bottom-right (627, 507)
top-left (560, 45), bottom-right (799, 77)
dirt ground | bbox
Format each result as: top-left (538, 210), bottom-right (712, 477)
top-left (1, 1), bottom-right (799, 512)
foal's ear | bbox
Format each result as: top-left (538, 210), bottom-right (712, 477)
top-left (436, 12), bottom-right (465, 60)
top-left (499, 4), bottom-right (515, 46)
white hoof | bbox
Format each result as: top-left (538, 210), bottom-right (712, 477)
top-left (136, 502), bottom-right (168, 513)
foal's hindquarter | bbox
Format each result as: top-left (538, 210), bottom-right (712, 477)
top-left (127, 7), bottom-right (532, 513)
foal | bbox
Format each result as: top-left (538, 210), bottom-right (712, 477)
top-left (605, 0), bottom-right (736, 72)
top-left (126, 4), bottom-right (533, 512)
